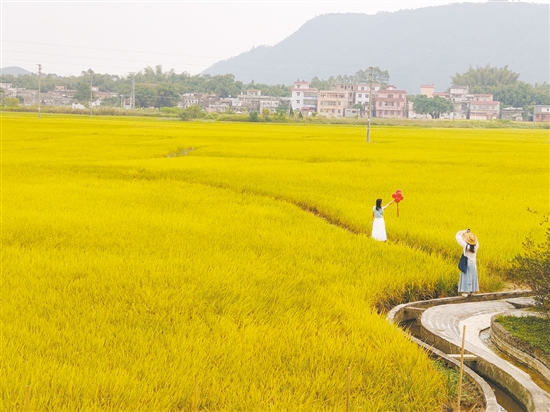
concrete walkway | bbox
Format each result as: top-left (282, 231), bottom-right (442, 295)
top-left (421, 297), bottom-right (550, 411)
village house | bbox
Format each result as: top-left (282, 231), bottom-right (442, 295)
top-left (181, 93), bottom-right (200, 109)
top-left (533, 105), bottom-right (550, 122)
top-left (420, 84), bottom-right (435, 98)
top-left (372, 85), bottom-right (407, 119)
top-left (317, 90), bottom-right (348, 118)
top-left (333, 84), bottom-right (356, 107)
top-left (449, 85), bottom-right (471, 119)
top-left (290, 81), bottom-right (318, 114)
top-left (469, 94), bottom-right (500, 120)
top-left (500, 107), bottom-right (524, 121)
top-left (354, 83), bottom-right (380, 108)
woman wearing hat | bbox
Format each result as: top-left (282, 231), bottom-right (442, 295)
top-left (456, 229), bottom-right (480, 296)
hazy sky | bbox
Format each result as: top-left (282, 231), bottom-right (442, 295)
top-left (1, 1), bottom-right (543, 77)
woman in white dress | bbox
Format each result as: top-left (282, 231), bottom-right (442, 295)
top-left (456, 229), bottom-right (480, 296)
top-left (371, 198), bottom-right (394, 241)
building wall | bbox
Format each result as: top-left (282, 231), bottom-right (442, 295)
top-left (373, 89), bottom-right (407, 118)
top-left (317, 90), bottom-right (348, 118)
top-left (291, 82), bottom-right (317, 111)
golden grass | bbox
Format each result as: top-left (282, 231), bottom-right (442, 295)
top-left (2, 113), bottom-right (548, 410)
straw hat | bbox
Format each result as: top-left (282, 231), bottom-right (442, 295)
top-left (462, 232), bottom-right (478, 245)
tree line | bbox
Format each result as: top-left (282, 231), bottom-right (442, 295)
top-left (0, 65), bottom-right (292, 108)
top-left (1, 64), bottom-right (548, 113)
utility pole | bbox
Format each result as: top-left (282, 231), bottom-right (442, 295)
top-left (89, 71), bottom-right (93, 118)
top-left (131, 73), bottom-right (135, 109)
top-left (37, 64), bottom-right (42, 119)
top-left (367, 66), bottom-right (374, 143)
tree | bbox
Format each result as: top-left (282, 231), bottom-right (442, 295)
top-left (451, 65), bottom-right (520, 88)
top-left (276, 102), bottom-right (288, 116)
top-left (75, 81), bottom-right (94, 103)
top-left (100, 96), bottom-right (120, 107)
top-left (249, 111), bottom-right (259, 122)
top-left (135, 85), bottom-right (157, 108)
top-left (410, 95), bottom-right (454, 118)
top-left (156, 83), bottom-right (180, 108)
top-left (3, 97), bottom-right (19, 107)
top-left (310, 67), bottom-right (390, 90)
top-left (261, 108), bottom-right (271, 120)
top-left (507, 214), bottom-right (550, 317)
top-left (449, 65), bottom-right (550, 112)
top-left (179, 105), bottom-right (205, 121)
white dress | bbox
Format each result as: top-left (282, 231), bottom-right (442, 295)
top-left (456, 231), bottom-right (480, 293)
top-left (372, 206), bottom-right (387, 241)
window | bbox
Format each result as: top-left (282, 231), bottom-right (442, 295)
top-left (358, 94), bottom-right (362, 98)
top-left (338, 109), bottom-right (341, 113)
top-left (297, 92), bottom-right (300, 96)
top-left (297, 100), bottom-right (300, 104)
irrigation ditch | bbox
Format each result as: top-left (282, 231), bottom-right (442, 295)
top-left (388, 291), bottom-right (550, 412)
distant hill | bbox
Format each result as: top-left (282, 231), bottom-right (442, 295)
top-left (202, 2), bottom-right (549, 93)
top-left (1, 66), bottom-right (32, 76)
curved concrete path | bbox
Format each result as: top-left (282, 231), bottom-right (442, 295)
top-left (421, 297), bottom-right (550, 411)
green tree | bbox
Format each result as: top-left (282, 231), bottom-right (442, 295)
top-left (3, 97), bottom-right (20, 107)
top-left (179, 104), bottom-right (205, 121)
top-left (310, 67), bottom-right (390, 90)
top-left (156, 83), bottom-right (180, 107)
top-left (100, 96), bottom-right (121, 107)
top-left (449, 65), bottom-right (550, 113)
top-left (451, 65), bottom-right (520, 88)
top-left (135, 85), bottom-right (157, 108)
top-left (411, 95), bottom-right (454, 118)
top-left (75, 82), bottom-right (93, 103)
top-left (249, 111), bottom-right (259, 122)
top-left (507, 214), bottom-right (550, 317)
top-left (276, 102), bottom-right (288, 116)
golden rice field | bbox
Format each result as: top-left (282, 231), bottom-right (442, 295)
top-left (2, 112), bottom-right (548, 411)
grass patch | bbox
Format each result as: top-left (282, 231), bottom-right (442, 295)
top-left (495, 315), bottom-right (550, 356)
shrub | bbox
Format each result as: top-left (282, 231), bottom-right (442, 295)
top-left (507, 213), bottom-right (550, 316)
top-left (3, 97), bottom-right (20, 107)
top-left (179, 104), bottom-right (205, 121)
top-left (249, 111), bottom-right (259, 122)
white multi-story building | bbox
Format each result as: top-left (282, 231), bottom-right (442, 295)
top-left (290, 81), bottom-right (318, 113)
top-left (354, 83), bottom-right (381, 107)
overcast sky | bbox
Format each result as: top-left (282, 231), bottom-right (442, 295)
top-left (1, 1), bottom-right (543, 77)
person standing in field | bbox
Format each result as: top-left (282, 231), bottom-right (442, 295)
top-left (371, 198), bottom-right (394, 241)
top-left (456, 229), bottom-right (480, 297)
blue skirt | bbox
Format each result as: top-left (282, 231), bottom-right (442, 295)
top-left (458, 261), bottom-right (479, 293)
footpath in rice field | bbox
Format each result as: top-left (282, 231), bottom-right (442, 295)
top-left (388, 292), bottom-right (550, 412)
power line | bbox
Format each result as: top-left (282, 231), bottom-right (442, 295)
top-left (2, 39), bottom-right (222, 59)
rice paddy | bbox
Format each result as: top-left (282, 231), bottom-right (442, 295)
top-left (2, 113), bottom-right (548, 410)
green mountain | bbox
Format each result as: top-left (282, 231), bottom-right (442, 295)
top-left (1, 66), bottom-right (32, 77)
top-left (202, 2), bottom-right (549, 93)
